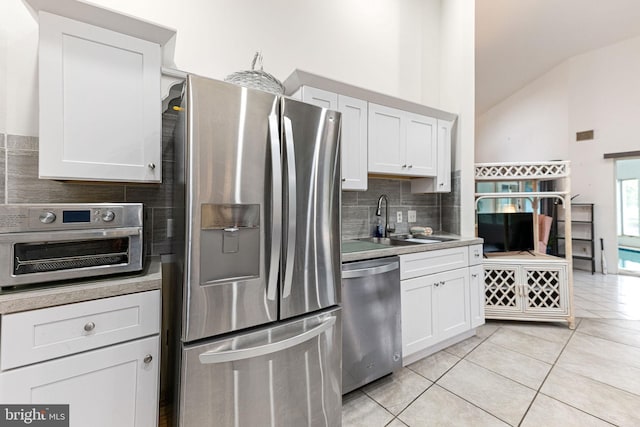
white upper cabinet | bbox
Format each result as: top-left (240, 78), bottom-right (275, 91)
top-left (298, 87), bottom-right (368, 191)
top-left (298, 86), bottom-right (337, 109)
top-left (405, 112), bottom-right (437, 176)
top-left (411, 118), bottom-right (454, 193)
top-left (338, 95), bottom-right (368, 191)
top-left (284, 71), bottom-right (457, 189)
top-left (368, 103), bottom-right (437, 177)
top-left (39, 12), bottom-right (161, 182)
top-left (25, 0), bottom-right (177, 183)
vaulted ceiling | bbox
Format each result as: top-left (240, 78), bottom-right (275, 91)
top-left (475, 0), bottom-right (640, 114)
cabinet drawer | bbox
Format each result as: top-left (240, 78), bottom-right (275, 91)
top-left (400, 247), bottom-right (469, 280)
top-left (1, 290), bottom-right (160, 370)
top-left (468, 244), bottom-right (483, 266)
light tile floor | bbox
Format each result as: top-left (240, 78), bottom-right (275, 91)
top-left (342, 270), bottom-right (640, 426)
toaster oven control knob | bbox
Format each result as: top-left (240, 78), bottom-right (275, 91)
top-left (39, 211), bottom-right (56, 224)
top-left (102, 211), bottom-right (115, 222)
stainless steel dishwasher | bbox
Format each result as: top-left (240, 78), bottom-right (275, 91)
top-left (341, 256), bottom-right (402, 394)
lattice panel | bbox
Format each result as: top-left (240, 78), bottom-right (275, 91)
top-left (484, 268), bottom-right (518, 308)
top-left (526, 270), bottom-right (561, 309)
top-left (475, 162), bottom-right (569, 180)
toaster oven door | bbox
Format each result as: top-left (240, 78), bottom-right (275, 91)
top-left (0, 227), bottom-right (143, 287)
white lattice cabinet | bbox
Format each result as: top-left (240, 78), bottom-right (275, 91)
top-left (484, 254), bottom-right (569, 319)
top-left (475, 161), bottom-right (575, 329)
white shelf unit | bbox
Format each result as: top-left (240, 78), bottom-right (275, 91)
top-left (474, 161), bottom-right (575, 329)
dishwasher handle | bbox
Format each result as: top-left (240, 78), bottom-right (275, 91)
top-left (342, 261), bottom-right (399, 279)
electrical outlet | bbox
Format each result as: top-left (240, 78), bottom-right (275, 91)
top-left (408, 210), bottom-right (417, 223)
top-left (397, 211), bottom-right (403, 223)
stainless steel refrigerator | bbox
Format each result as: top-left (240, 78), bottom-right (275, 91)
top-left (170, 75), bottom-right (342, 426)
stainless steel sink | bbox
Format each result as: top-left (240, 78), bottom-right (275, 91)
top-left (356, 235), bottom-right (456, 246)
top-left (357, 237), bottom-right (419, 246)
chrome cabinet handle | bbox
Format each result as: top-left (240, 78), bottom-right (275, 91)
top-left (84, 322), bottom-right (95, 332)
top-left (434, 282), bottom-right (439, 287)
top-left (402, 164), bottom-right (407, 168)
top-left (472, 273), bottom-right (478, 278)
top-left (143, 354), bottom-right (153, 364)
top-left (148, 162), bottom-right (156, 170)
top-left (408, 165), bottom-right (413, 169)
top-left (267, 113), bottom-right (282, 301)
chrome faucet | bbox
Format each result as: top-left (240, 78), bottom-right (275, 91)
top-left (375, 194), bottom-right (395, 238)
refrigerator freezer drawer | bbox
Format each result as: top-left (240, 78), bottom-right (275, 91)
top-left (179, 307), bottom-right (342, 427)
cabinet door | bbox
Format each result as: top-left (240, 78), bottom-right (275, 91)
top-left (522, 264), bottom-right (568, 315)
top-left (368, 103), bottom-right (404, 174)
top-left (435, 119), bottom-right (453, 191)
top-left (484, 263), bottom-right (522, 314)
top-left (433, 268), bottom-right (471, 341)
top-left (401, 276), bottom-right (436, 358)
top-left (300, 86), bottom-right (338, 110)
top-left (39, 12), bottom-right (161, 183)
top-left (469, 265), bottom-right (485, 328)
top-left (0, 336), bottom-right (159, 427)
top-left (338, 95), bottom-right (368, 191)
top-left (405, 112), bottom-right (437, 176)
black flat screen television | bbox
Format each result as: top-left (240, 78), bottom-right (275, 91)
top-left (477, 212), bottom-right (535, 253)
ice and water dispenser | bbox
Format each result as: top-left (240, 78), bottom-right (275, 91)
top-left (199, 204), bottom-right (260, 284)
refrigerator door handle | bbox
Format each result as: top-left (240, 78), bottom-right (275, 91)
top-left (267, 113), bottom-right (282, 301)
top-left (198, 316), bottom-right (336, 364)
top-left (282, 116), bottom-right (297, 298)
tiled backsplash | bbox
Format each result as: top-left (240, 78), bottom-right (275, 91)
top-left (0, 111), bottom-right (461, 254)
top-left (0, 110), bottom-right (179, 256)
top-left (342, 173), bottom-right (461, 240)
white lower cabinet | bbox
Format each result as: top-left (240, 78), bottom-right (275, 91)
top-left (0, 290), bottom-right (160, 427)
top-left (401, 268), bottom-right (470, 357)
top-left (0, 336), bottom-right (159, 427)
top-left (400, 245), bottom-right (483, 365)
top-left (469, 264), bottom-right (485, 328)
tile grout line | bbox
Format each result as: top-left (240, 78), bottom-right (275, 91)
top-left (400, 326), bottom-right (511, 426)
top-left (514, 317), bottom-right (582, 426)
top-left (530, 323), bottom-right (623, 426)
top-left (432, 329), bottom-right (517, 426)
top-left (476, 324), bottom-right (573, 365)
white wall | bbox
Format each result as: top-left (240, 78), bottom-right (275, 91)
top-left (0, 0), bottom-right (7, 134)
top-left (3, 1), bottom-right (39, 136)
top-left (477, 34), bottom-right (640, 273)
top-left (439, 0), bottom-right (475, 237)
top-left (476, 62), bottom-right (569, 163)
top-left (3, 0), bottom-right (447, 136)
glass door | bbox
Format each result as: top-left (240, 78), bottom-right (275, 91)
top-left (616, 159), bottom-right (640, 273)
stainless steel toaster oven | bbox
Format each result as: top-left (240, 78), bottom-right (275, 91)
top-left (0, 203), bottom-right (144, 288)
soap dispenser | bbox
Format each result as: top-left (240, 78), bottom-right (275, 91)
top-left (374, 218), bottom-right (383, 238)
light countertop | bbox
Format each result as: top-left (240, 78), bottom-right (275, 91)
top-left (342, 235), bottom-right (483, 263)
top-left (0, 257), bottom-right (162, 314)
